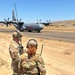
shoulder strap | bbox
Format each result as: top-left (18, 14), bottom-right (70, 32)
top-left (35, 61), bottom-right (40, 75)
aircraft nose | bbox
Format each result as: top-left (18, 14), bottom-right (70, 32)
top-left (39, 24), bottom-right (44, 29)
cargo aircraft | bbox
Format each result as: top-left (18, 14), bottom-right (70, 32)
top-left (0, 10), bottom-right (44, 32)
top-left (0, 3), bottom-right (52, 32)
top-left (0, 3), bottom-right (44, 32)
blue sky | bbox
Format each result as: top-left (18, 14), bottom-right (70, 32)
top-left (0, 0), bottom-right (75, 22)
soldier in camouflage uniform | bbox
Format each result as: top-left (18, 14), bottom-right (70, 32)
top-left (9, 31), bottom-right (23, 75)
top-left (20, 39), bottom-right (46, 75)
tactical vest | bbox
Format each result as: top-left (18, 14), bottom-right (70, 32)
top-left (20, 53), bottom-right (46, 75)
top-left (20, 54), bottom-right (39, 74)
top-left (22, 61), bottom-right (38, 74)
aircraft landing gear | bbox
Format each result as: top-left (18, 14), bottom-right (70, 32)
top-left (38, 30), bottom-right (40, 33)
top-left (28, 30), bottom-right (32, 32)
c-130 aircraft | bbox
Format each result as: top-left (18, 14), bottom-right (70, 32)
top-left (0, 3), bottom-right (44, 32)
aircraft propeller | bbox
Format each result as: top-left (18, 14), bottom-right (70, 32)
top-left (4, 18), bottom-right (11, 27)
top-left (36, 19), bottom-right (41, 23)
top-left (46, 20), bottom-right (51, 23)
top-left (36, 19), bottom-right (52, 26)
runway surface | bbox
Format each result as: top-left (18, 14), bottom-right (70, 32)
top-left (0, 28), bottom-right (75, 42)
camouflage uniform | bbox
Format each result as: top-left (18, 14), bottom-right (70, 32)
top-left (9, 40), bottom-right (20, 75)
top-left (9, 31), bottom-right (23, 75)
top-left (20, 53), bottom-right (46, 75)
top-left (20, 39), bottom-right (46, 75)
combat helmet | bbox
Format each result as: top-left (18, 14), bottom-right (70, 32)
top-left (12, 31), bottom-right (22, 38)
top-left (26, 39), bottom-right (38, 49)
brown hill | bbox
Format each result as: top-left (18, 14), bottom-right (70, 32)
top-left (52, 20), bottom-right (75, 26)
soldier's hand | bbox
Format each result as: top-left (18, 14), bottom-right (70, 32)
top-left (32, 56), bottom-right (38, 61)
top-left (22, 61), bottom-right (26, 65)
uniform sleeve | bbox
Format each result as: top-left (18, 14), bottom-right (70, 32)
top-left (9, 42), bottom-right (19, 59)
top-left (19, 53), bottom-right (28, 61)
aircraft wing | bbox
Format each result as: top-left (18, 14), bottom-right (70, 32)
top-left (0, 21), bottom-right (7, 24)
top-left (41, 22), bottom-right (52, 26)
top-left (0, 21), bottom-right (12, 27)
top-left (0, 21), bottom-right (24, 26)
top-left (10, 21), bottom-right (24, 25)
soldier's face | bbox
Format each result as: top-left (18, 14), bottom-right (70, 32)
top-left (27, 45), bottom-right (36, 55)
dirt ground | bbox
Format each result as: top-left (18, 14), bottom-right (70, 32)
top-left (0, 26), bottom-right (75, 75)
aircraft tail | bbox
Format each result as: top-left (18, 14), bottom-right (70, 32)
top-left (12, 10), bottom-right (16, 21)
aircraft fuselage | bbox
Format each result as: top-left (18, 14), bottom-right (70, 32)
top-left (14, 23), bottom-right (43, 32)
